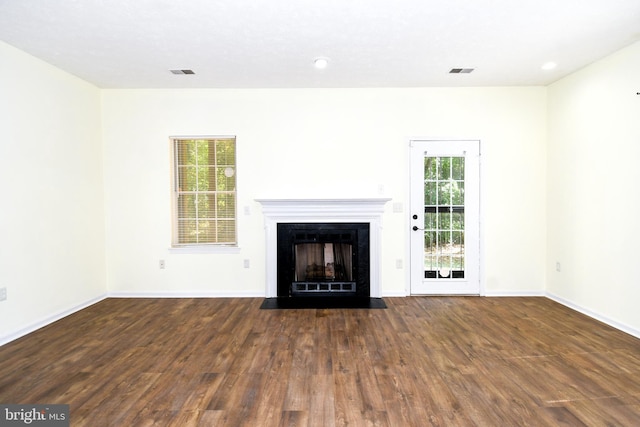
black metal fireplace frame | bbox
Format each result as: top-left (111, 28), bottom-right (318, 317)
top-left (276, 222), bottom-right (370, 298)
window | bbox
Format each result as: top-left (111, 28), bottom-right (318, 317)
top-left (172, 137), bottom-right (237, 246)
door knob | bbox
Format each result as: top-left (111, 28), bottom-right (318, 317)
top-left (412, 225), bottom-right (423, 231)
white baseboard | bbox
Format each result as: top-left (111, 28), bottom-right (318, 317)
top-left (108, 290), bottom-right (265, 298)
top-left (484, 290), bottom-right (546, 297)
top-left (382, 291), bottom-right (408, 297)
top-left (0, 294), bottom-right (108, 347)
top-left (392, 291), bottom-right (544, 297)
top-left (546, 292), bottom-right (640, 339)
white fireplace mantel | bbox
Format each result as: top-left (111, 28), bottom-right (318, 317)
top-left (255, 198), bottom-right (391, 298)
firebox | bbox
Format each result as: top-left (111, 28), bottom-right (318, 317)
top-left (277, 223), bottom-right (370, 298)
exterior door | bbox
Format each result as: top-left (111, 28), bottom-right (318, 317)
top-left (410, 140), bottom-right (480, 294)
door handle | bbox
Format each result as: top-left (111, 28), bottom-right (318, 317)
top-left (412, 226), bottom-right (423, 231)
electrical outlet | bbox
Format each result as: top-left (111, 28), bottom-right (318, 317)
top-left (556, 262), bottom-right (561, 272)
top-left (396, 259), bottom-right (403, 269)
top-left (159, 260), bottom-right (166, 269)
top-left (0, 287), bottom-right (7, 301)
top-left (243, 259), bottom-right (250, 269)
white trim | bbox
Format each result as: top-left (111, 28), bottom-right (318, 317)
top-left (408, 140), bottom-right (481, 295)
top-left (0, 294), bottom-right (108, 347)
top-left (255, 198), bottom-right (391, 217)
top-left (168, 246), bottom-right (241, 254)
top-left (484, 291), bottom-right (546, 297)
top-left (108, 291), bottom-right (264, 298)
top-left (404, 139), bottom-right (413, 297)
top-left (382, 290), bottom-right (408, 297)
top-left (169, 134), bottom-right (237, 140)
top-left (546, 292), bottom-right (640, 339)
top-left (255, 198), bottom-right (391, 298)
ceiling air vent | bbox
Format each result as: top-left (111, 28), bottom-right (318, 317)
top-left (170, 69), bottom-right (195, 75)
top-left (449, 68), bottom-right (474, 74)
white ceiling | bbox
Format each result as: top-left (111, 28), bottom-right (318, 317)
top-left (1, 0), bottom-right (639, 88)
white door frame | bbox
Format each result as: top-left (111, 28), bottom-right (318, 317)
top-left (407, 138), bottom-right (484, 295)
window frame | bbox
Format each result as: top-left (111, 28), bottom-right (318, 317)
top-left (170, 136), bottom-right (238, 251)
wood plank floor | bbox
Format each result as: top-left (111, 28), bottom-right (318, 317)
top-left (1, 297), bottom-right (639, 426)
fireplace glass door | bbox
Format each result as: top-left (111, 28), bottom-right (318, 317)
top-left (293, 243), bottom-right (354, 294)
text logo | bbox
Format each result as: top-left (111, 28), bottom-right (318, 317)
top-left (0, 405), bottom-right (69, 426)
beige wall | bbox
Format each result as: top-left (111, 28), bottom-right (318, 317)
top-left (0, 41), bottom-right (106, 343)
top-left (101, 87), bottom-right (547, 297)
top-left (547, 40), bottom-right (640, 334)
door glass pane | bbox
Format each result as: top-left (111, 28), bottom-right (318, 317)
top-left (452, 231), bottom-right (464, 270)
top-left (437, 157), bottom-right (450, 180)
top-left (424, 181), bottom-right (437, 205)
top-left (424, 157), bottom-right (437, 180)
top-left (438, 211), bottom-right (451, 230)
top-left (452, 157), bottom-right (465, 180)
top-left (425, 231), bottom-right (437, 273)
top-left (423, 156), bottom-right (465, 279)
top-left (438, 181), bottom-right (452, 205)
top-left (452, 182), bottom-right (464, 205)
top-left (425, 210), bottom-right (436, 229)
top-left (452, 212), bottom-right (464, 230)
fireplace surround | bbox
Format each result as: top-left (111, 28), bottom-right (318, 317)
top-left (255, 198), bottom-right (390, 302)
top-left (277, 222), bottom-right (370, 298)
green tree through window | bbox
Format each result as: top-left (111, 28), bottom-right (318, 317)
top-left (424, 156), bottom-right (465, 278)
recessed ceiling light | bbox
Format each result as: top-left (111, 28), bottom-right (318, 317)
top-left (541, 62), bottom-right (557, 71)
top-left (313, 58), bottom-right (329, 69)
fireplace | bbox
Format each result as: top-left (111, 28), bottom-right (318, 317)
top-left (255, 198), bottom-right (391, 302)
top-left (277, 222), bottom-right (370, 298)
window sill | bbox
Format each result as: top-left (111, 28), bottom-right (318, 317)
top-left (169, 245), bottom-right (241, 254)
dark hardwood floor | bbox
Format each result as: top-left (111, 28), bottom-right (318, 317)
top-left (1, 297), bottom-right (639, 426)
